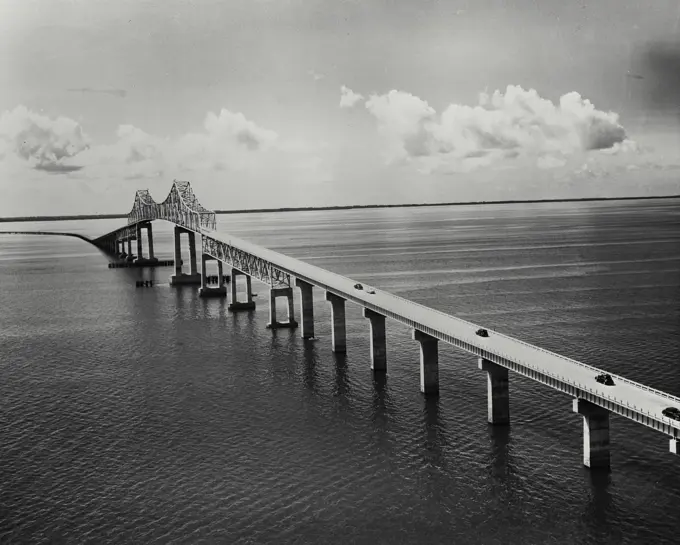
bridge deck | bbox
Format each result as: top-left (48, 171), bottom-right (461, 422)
top-left (203, 228), bottom-right (680, 437)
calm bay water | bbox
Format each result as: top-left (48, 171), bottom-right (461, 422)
top-left (1, 199), bottom-right (680, 544)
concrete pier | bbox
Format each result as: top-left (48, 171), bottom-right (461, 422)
top-left (126, 239), bottom-right (135, 262)
top-left (135, 222), bottom-right (158, 264)
top-left (295, 279), bottom-right (315, 339)
top-left (267, 286), bottom-right (298, 329)
top-left (228, 268), bottom-right (256, 311)
top-left (170, 226), bottom-right (201, 286)
top-left (199, 254), bottom-right (227, 298)
top-left (671, 438), bottom-right (679, 455)
top-left (573, 399), bottom-right (611, 469)
top-left (145, 222), bottom-right (156, 260)
top-left (325, 292), bottom-right (346, 353)
top-left (136, 228), bottom-right (143, 260)
top-left (413, 329), bottom-right (439, 395)
top-left (363, 308), bottom-right (387, 372)
top-left (478, 358), bottom-right (510, 425)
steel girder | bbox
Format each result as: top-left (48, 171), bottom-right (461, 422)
top-left (203, 236), bottom-right (291, 288)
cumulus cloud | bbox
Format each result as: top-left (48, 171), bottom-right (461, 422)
top-left (354, 85), bottom-right (634, 172)
top-left (339, 85), bottom-right (365, 108)
top-left (40, 105), bottom-right (329, 187)
top-left (0, 106), bottom-right (90, 171)
top-left (0, 102), bottom-right (330, 188)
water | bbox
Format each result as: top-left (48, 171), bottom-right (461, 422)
top-left (1, 198), bottom-right (679, 544)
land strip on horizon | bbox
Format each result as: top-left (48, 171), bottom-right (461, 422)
top-left (1, 194), bottom-right (679, 223)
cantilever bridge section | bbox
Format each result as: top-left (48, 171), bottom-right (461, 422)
top-left (91, 181), bottom-right (680, 469)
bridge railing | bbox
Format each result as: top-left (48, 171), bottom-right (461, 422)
top-left (210, 236), bottom-right (680, 433)
top-left (365, 290), bottom-right (680, 431)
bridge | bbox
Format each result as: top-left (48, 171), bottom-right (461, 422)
top-left (6, 180), bottom-right (679, 470)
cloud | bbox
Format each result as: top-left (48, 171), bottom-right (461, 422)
top-left (0, 103), bottom-right (329, 189)
top-left (67, 88), bottom-right (127, 98)
top-left (339, 85), bottom-right (365, 108)
top-left (537, 155), bottom-right (567, 169)
top-left (308, 70), bottom-right (324, 82)
top-left (354, 85), bottom-right (634, 172)
top-left (35, 163), bottom-right (84, 173)
top-left (56, 106), bottom-right (329, 187)
top-left (0, 106), bottom-right (90, 172)
top-left (202, 109), bottom-right (278, 151)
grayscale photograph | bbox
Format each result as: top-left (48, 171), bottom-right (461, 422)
top-left (1, 1), bottom-right (679, 543)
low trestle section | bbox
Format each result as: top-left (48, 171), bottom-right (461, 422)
top-left (196, 230), bottom-right (680, 472)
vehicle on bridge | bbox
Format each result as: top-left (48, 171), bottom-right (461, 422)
top-left (354, 283), bottom-right (375, 294)
top-left (476, 328), bottom-right (489, 338)
top-left (595, 373), bottom-right (615, 386)
top-left (662, 407), bottom-right (680, 420)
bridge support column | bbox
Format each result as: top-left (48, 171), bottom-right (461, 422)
top-left (170, 226), bottom-right (201, 285)
top-left (413, 330), bottom-right (439, 395)
top-left (199, 254), bottom-right (227, 298)
top-left (363, 309), bottom-right (387, 372)
top-left (118, 238), bottom-right (127, 258)
top-left (126, 239), bottom-right (135, 262)
top-left (573, 399), bottom-right (610, 469)
top-left (478, 358), bottom-right (510, 425)
top-left (325, 292), bottom-right (346, 353)
top-left (135, 223), bottom-right (158, 264)
top-left (671, 438), bottom-right (679, 455)
top-left (228, 269), bottom-right (256, 311)
top-left (267, 287), bottom-right (298, 329)
top-left (188, 231), bottom-right (198, 275)
top-left (136, 225), bottom-right (143, 259)
top-left (146, 222), bottom-right (156, 260)
top-left (295, 279), bottom-right (314, 339)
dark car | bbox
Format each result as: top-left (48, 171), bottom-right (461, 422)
top-left (354, 283), bottom-right (363, 290)
top-left (662, 407), bottom-right (680, 421)
top-left (595, 373), bottom-right (615, 386)
top-left (476, 328), bottom-right (489, 338)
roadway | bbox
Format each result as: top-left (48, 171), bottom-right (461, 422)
top-left (202, 227), bottom-right (680, 437)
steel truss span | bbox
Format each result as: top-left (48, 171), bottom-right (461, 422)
top-left (203, 237), bottom-right (291, 288)
top-left (125, 179), bottom-right (216, 232)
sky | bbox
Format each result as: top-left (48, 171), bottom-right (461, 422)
top-left (1, 0), bottom-right (679, 216)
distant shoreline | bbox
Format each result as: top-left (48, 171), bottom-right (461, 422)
top-left (1, 194), bottom-right (679, 223)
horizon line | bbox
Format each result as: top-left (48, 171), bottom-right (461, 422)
top-left (1, 194), bottom-right (679, 223)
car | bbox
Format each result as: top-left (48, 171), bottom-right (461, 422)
top-left (662, 407), bottom-right (680, 421)
top-left (354, 283), bottom-right (363, 290)
top-left (475, 328), bottom-right (489, 338)
top-left (595, 373), bottom-right (615, 386)
top-left (366, 289), bottom-right (376, 295)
